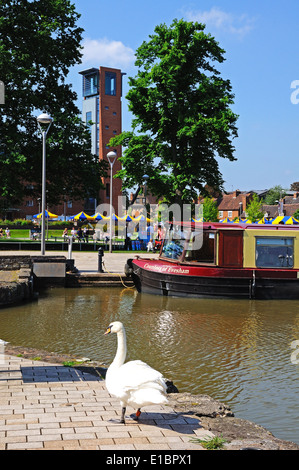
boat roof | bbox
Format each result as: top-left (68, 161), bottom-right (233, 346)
top-left (171, 221), bottom-right (299, 231)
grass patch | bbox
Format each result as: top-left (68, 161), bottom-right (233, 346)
top-left (1, 229), bottom-right (69, 241)
top-left (190, 435), bottom-right (227, 450)
top-left (62, 361), bottom-right (81, 367)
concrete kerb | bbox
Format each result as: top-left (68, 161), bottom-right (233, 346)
top-left (0, 250), bottom-right (158, 275)
top-left (0, 354), bottom-right (207, 451)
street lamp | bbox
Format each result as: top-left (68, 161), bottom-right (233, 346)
top-left (37, 111), bottom-right (53, 256)
top-left (143, 174), bottom-right (149, 217)
top-left (107, 150), bottom-right (117, 253)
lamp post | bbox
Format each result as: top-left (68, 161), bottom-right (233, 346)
top-left (107, 150), bottom-right (117, 253)
top-left (143, 174), bottom-right (149, 217)
top-left (37, 111), bottom-right (53, 256)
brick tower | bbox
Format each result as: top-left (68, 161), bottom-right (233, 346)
top-left (79, 66), bottom-right (124, 214)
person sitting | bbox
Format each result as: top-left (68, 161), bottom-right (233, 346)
top-left (71, 227), bottom-right (77, 241)
top-left (62, 227), bottom-right (68, 241)
top-left (83, 226), bottom-right (89, 242)
top-left (147, 238), bottom-right (154, 252)
top-left (76, 227), bottom-right (85, 242)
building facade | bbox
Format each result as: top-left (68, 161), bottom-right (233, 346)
top-left (217, 190), bottom-right (252, 220)
top-left (2, 65), bottom-right (124, 221)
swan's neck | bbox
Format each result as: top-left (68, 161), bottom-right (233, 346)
top-left (111, 329), bottom-right (127, 368)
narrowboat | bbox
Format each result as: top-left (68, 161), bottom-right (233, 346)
top-left (124, 222), bottom-right (299, 299)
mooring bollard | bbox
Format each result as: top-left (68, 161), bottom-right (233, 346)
top-left (98, 246), bottom-right (104, 273)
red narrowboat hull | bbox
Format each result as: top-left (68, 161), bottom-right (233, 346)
top-left (125, 258), bottom-right (299, 299)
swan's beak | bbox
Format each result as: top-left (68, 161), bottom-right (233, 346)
top-left (104, 326), bottom-right (111, 335)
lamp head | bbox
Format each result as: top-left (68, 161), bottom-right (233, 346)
top-left (107, 150), bottom-right (117, 165)
top-left (37, 112), bottom-right (53, 125)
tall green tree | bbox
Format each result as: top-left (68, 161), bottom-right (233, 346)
top-left (246, 193), bottom-right (264, 222)
top-left (0, 0), bottom-right (106, 208)
top-left (110, 19), bottom-right (238, 206)
top-left (202, 197), bottom-right (219, 222)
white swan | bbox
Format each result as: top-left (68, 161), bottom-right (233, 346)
top-left (104, 321), bottom-right (168, 424)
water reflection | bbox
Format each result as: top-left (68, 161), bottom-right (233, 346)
top-left (0, 288), bottom-right (299, 444)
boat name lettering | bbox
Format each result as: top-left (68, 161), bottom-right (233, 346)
top-left (144, 263), bottom-right (190, 274)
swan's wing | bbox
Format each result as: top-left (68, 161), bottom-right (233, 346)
top-left (118, 360), bottom-right (167, 392)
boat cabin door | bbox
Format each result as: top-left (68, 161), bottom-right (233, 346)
top-left (218, 230), bottom-right (243, 268)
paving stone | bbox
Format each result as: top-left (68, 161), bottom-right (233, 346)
top-left (0, 354), bottom-right (205, 450)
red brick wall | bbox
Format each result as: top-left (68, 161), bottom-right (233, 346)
top-left (98, 66), bottom-right (122, 214)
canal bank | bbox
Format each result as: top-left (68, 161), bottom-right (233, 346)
top-left (0, 251), bottom-right (157, 305)
top-left (1, 347), bottom-right (299, 451)
top-left (1, 251), bottom-right (299, 449)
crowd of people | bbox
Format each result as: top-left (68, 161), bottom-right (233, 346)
top-left (61, 222), bottom-right (166, 252)
top-left (0, 227), bottom-right (11, 238)
top-left (62, 226), bottom-right (89, 243)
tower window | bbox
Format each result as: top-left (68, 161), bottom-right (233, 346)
top-left (83, 71), bottom-right (99, 97)
top-left (105, 72), bottom-right (116, 95)
top-left (86, 111), bottom-right (92, 133)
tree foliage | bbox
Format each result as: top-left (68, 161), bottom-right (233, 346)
top-left (246, 193), bottom-right (264, 222)
top-left (110, 19), bottom-right (238, 206)
top-left (263, 185), bottom-right (286, 205)
top-left (290, 182), bottom-right (299, 192)
top-left (202, 197), bottom-right (219, 222)
top-left (0, 0), bottom-right (106, 207)
top-left (293, 209), bottom-right (299, 219)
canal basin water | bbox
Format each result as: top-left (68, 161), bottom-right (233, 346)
top-left (0, 286), bottom-right (298, 445)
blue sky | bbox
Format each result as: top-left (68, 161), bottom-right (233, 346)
top-left (69, 0), bottom-right (299, 193)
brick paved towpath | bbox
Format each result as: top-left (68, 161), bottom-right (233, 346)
top-left (0, 354), bottom-right (210, 451)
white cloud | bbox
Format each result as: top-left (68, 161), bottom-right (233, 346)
top-left (81, 38), bottom-right (135, 69)
top-left (184, 7), bottom-right (255, 38)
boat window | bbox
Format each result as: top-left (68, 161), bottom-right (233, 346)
top-left (184, 231), bottom-right (215, 263)
top-left (256, 237), bottom-right (294, 268)
top-left (161, 238), bottom-right (185, 260)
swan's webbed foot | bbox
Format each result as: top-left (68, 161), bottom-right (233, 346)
top-left (131, 408), bottom-right (141, 421)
